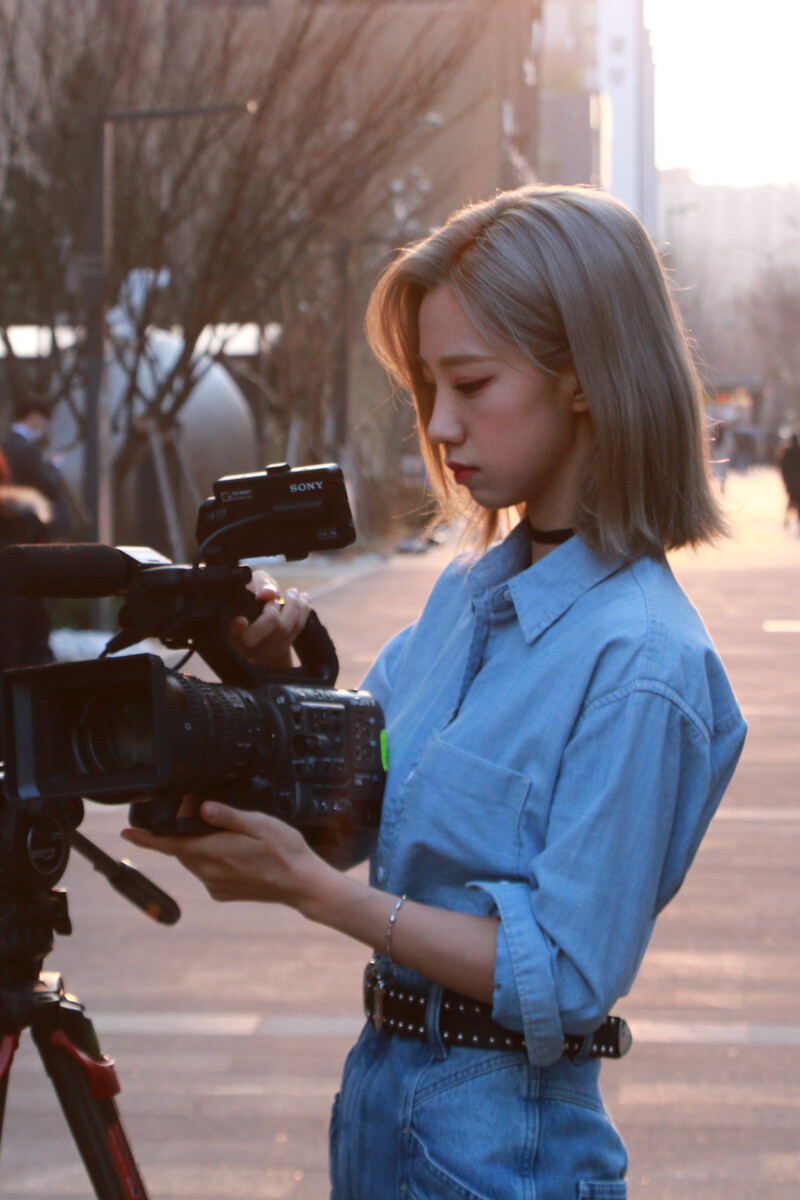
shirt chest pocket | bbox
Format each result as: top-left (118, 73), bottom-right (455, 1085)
top-left (397, 736), bottom-right (531, 887)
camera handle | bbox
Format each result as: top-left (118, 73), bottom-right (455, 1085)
top-left (292, 610), bottom-right (340, 686)
top-left (108, 564), bottom-right (340, 689)
top-left (179, 602), bottom-right (339, 691)
top-left (70, 829), bottom-right (181, 925)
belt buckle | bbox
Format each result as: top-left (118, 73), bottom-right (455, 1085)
top-left (363, 959), bottom-right (387, 1032)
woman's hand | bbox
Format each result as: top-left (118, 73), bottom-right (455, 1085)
top-left (122, 800), bottom-right (501, 1005)
top-left (121, 800), bottom-right (328, 908)
top-left (230, 569), bottom-right (310, 667)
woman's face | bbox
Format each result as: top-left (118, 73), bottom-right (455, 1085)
top-left (418, 285), bottom-right (592, 529)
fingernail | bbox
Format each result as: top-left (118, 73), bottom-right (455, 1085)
top-left (202, 802), bottom-right (219, 821)
top-left (301, 592), bottom-right (310, 603)
top-left (288, 588), bottom-right (299, 598)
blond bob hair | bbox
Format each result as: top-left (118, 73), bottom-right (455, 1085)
top-left (366, 184), bottom-right (726, 559)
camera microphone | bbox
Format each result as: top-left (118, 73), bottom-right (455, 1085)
top-left (0, 544), bottom-right (141, 597)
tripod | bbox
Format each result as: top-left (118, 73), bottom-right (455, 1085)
top-left (0, 795), bottom-right (180, 1198)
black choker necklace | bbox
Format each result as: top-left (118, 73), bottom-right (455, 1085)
top-left (528, 524), bottom-right (574, 545)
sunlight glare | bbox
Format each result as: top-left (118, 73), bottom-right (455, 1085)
top-left (645, 0), bottom-right (800, 186)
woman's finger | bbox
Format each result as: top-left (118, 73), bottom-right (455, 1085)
top-left (198, 801), bottom-right (275, 837)
top-left (176, 793), bottom-right (203, 819)
top-left (228, 588), bottom-right (310, 665)
top-left (249, 569), bottom-right (280, 596)
top-left (235, 600), bottom-right (283, 650)
top-left (280, 589), bottom-right (311, 639)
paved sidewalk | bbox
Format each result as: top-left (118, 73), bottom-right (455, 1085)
top-left (603, 468), bottom-right (800, 1199)
top-left (1, 468), bottom-right (797, 1199)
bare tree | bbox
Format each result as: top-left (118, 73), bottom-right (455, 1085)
top-left (739, 264), bottom-right (800, 428)
top-left (0, 0), bottom-right (490, 547)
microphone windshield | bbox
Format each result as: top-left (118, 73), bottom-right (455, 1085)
top-left (0, 544), bottom-right (137, 597)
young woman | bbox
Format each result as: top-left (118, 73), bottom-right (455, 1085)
top-left (123, 185), bottom-right (747, 1199)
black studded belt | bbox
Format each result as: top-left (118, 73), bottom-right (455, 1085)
top-left (363, 959), bottom-right (631, 1060)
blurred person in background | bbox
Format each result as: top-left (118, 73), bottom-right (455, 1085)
top-left (0, 446), bottom-right (55, 673)
top-left (778, 433), bottom-right (800, 529)
top-left (2, 397), bottom-right (74, 541)
top-left (710, 420), bottom-right (731, 494)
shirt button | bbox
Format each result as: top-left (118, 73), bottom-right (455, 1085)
top-left (376, 865), bottom-right (386, 883)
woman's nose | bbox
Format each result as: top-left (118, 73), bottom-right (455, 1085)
top-left (427, 392), bottom-right (463, 446)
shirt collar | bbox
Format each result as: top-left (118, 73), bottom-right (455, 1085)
top-left (10, 423), bottom-right (40, 443)
top-left (466, 521), bottom-right (627, 644)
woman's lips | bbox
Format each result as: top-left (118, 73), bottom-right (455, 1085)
top-left (446, 460), bottom-right (478, 485)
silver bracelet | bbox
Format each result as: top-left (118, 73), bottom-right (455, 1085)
top-left (385, 894), bottom-right (408, 965)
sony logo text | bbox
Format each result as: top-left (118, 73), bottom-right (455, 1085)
top-left (290, 481), bottom-right (324, 492)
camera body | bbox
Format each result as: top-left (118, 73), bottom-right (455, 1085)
top-left (3, 654), bottom-right (384, 868)
top-left (0, 463), bottom-right (384, 869)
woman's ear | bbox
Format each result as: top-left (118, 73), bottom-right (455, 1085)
top-left (560, 366), bottom-right (589, 414)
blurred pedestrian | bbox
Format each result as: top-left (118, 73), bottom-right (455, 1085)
top-left (0, 447), bottom-right (55, 672)
top-left (778, 433), bottom-right (800, 528)
top-left (710, 421), bottom-right (731, 494)
top-left (2, 397), bottom-right (74, 540)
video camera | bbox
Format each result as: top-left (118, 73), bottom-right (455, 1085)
top-left (0, 463), bottom-right (385, 870)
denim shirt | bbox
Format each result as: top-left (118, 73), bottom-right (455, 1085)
top-left (362, 522), bottom-right (746, 1067)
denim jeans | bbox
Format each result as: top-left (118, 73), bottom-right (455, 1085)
top-left (329, 1023), bottom-right (628, 1200)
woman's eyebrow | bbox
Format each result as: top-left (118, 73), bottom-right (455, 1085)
top-left (417, 353), bottom-right (497, 368)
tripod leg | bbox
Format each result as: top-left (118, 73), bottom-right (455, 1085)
top-left (0, 1031), bottom-right (21, 1144)
top-left (31, 973), bottom-right (150, 1200)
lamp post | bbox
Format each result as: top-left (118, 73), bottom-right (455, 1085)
top-left (82, 100), bottom-right (258, 546)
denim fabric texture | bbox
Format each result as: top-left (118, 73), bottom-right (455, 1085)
top-left (330, 524), bottom-right (746, 1199)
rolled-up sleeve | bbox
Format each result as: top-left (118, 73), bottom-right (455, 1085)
top-left (470, 681), bottom-right (746, 1066)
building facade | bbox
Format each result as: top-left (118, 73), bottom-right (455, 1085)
top-left (537, 0), bottom-right (657, 232)
top-left (658, 169), bottom-right (800, 308)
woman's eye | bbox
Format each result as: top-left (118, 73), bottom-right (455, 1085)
top-left (456, 378), bottom-right (490, 396)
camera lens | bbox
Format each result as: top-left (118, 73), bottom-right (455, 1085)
top-left (71, 685), bottom-right (156, 775)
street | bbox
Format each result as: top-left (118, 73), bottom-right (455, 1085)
top-left (0, 466), bottom-right (798, 1199)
